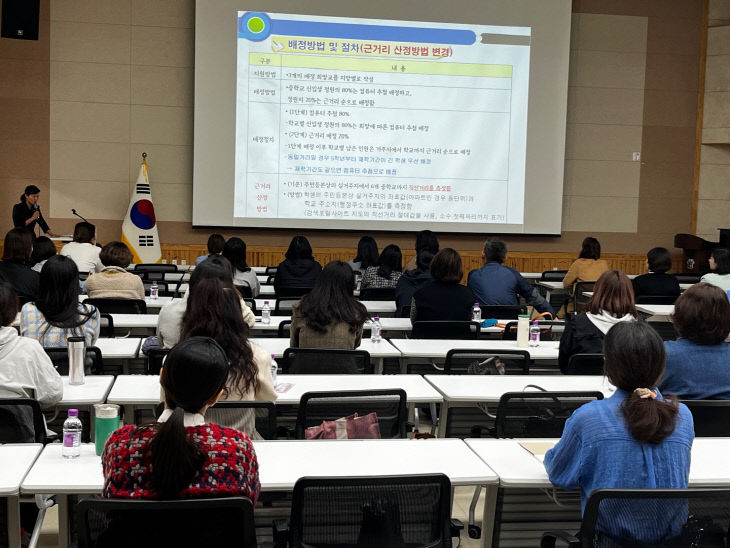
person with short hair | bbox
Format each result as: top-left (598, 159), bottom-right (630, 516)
top-left (60, 221), bottom-right (103, 274)
top-left (348, 236), bottom-right (379, 275)
top-left (410, 248), bottom-right (475, 322)
top-left (467, 238), bottom-right (555, 315)
top-left (395, 249), bottom-right (434, 317)
top-left (361, 244), bottom-right (403, 289)
top-left (558, 270), bottom-right (637, 373)
top-left (30, 236), bottom-right (57, 273)
top-left (0, 228), bottom-right (40, 300)
top-left (632, 247), bottom-right (681, 300)
top-left (12, 185), bottom-right (59, 236)
top-left (85, 241), bottom-right (145, 299)
top-left (659, 283), bottom-right (730, 399)
top-left (700, 247), bottom-right (730, 291)
top-left (102, 337), bottom-right (260, 502)
top-left (273, 236), bottom-right (322, 293)
top-left (195, 233), bottom-right (225, 266)
top-left (545, 321), bottom-right (694, 545)
top-left (404, 230), bottom-right (439, 271)
top-left (222, 237), bottom-right (260, 297)
top-left (561, 237), bottom-right (610, 315)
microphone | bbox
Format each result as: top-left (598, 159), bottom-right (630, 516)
top-left (71, 209), bottom-right (89, 222)
top-left (32, 204), bottom-right (39, 211)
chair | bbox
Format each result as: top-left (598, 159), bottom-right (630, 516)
top-left (398, 304), bottom-right (411, 318)
top-left (266, 274), bottom-right (276, 285)
top-left (502, 320), bottom-right (564, 342)
top-left (76, 497), bottom-right (257, 548)
top-left (649, 321), bottom-right (678, 341)
top-left (277, 320), bottom-right (291, 337)
top-left (682, 400), bottom-right (730, 436)
top-left (540, 270), bottom-right (568, 281)
top-left (276, 286), bottom-right (312, 298)
top-left (208, 401), bottom-right (277, 440)
top-left (243, 298), bottom-right (258, 315)
top-left (495, 390), bottom-right (603, 438)
top-left (479, 304), bottom-right (526, 320)
top-left (133, 263), bottom-right (178, 272)
top-left (295, 389), bottom-right (408, 439)
top-left (0, 398), bottom-right (48, 443)
top-left (541, 488), bottom-right (730, 548)
top-left (275, 474), bottom-right (461, 548)
top-left (99, 313), bottom-right (115, 338)
top-left (674, 273), bottom-right (701, 284)
top-left (540, 271), bottom-right (570, 311)
top-left (275, 297), bottom-right (300, 314)
top-left (145, 348), bottom-right (169, 375)
top-left (565, 353), bottom-right (604, 375)
top-left (283, 348), bottom-right (372, 375)
top-left (444, 349), bottom-right (530, 375)
top-left (571, 282), bottom-right (596, 314)
top-left (235, 284), bottom-right (253, 298)
top-left (411, 321), bottom-right (480, 339)
top-left (265, 266), bottom-right (278, 275)
top-left (636, 295), bottom-right (678, 305)
top-left (359, 287), bottom-right (396, 301)
top-left (85, 298), bottom-right (147, 314)
top-left (44, 346), bottom-right (103, 375)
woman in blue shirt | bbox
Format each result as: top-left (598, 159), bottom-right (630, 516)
top-left (545, 321), bottom-right (694, 545)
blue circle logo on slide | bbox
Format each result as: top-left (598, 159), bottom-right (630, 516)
top-left (130, 199), bottom-right (156, 230)
top-left (238, 12), bottom-right (271, 42)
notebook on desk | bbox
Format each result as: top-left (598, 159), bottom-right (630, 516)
top-left (519, 441), bottom-right (556, 462)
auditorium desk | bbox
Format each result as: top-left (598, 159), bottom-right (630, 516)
top-left (1, 444), bottom-right (42, 548)
top-left (94, 338), bottom-right (141, 360)
top-left (57, 376), bottom-right (115, 439)
top-left (635, 304), bottom-right (674, 318)
top-left (254, 299), bottom-right (397, 316)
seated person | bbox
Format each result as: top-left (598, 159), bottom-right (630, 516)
top-left (222, 237), bottom-right (260, 297)
top-left (632, 247), bottom-right (681, 300)
top-left (700, 247), bottom-right (730, 291)
top-left (179, 279), bottom-right (275, 437)
top-left (157, 257), bottom-right (255, 349)
top-left (103, 336), bottom-right (260, 502)
top-left (274, 236), bottom-right (322, 294)
top-left (545, 321), bottom-right (694, 545)
top-left (395, 249), bottom-right (433, 317)
top-left (348, 236), bottom-right (379, 276)
top-left (195, 233), bottom-right (225, 266)
top-left (20, 255), bottom-right (100, 347)
top-left (411, 248), bottom-right (475, 322)
top-left (0, 282), bottom-right (62, 408)
top-left (30, 236), bottom-right (57, 273)
top-left (0, 228), bottom-right (39, 300)
top-left (290, 261), bottom-right (369, 373)
top-left (60, 221), bottom-right (104, 274)
top-left (361, 244), bottom-right (403, 290)
top-left (85, 241), bottom-right (144, 299)
top-left (660, 283), bottom-right (730, 399)
top-left (558, 270), bottom-right (636, 373)
top-left (562, 237), bottom-right (610, 314)
top-left (404, 230), bottom-right (439, 271)
top-left (467, 239), bottom-right (555, 316)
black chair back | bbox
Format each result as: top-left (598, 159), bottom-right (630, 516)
top-left (283, 348), bottom-right (372, 375)
top-left (565, 353), bottom-right (604, 375)
top-left (266, 274), bottom-right (276, 285)
top-left (235, 284), bottom-right (253, 298)
top-left (44, 346), bottom-right (103, 375)
top-left (265, 266), bottom-right (278, 275)
top-left (286, 475), bottom-right (453, 548)
top-left (502, 320), bottom-right (564, 342)
top-left (444, 348), bottom-right (530, 375)
top-left (674, 273), bottom-right (701, 284)
top-left (359, 287), bottom-right (396, 301)
top-left (146, 348), bottom-right (170, 375)
top-left (275, 297), bottom-right (300, 314)
top-left (398, 304), bottom-right (412, 318)
top-left (75, 497), bottom-right (257, 548)
top-left (133, 263), bottom-right (178, 272)
top-left (0, 398), bottom-right (46, 443)
top-left (208, 401), bottom-right (277, 440)
top-left (540, 270), bottom-right (568, 281)
top-left (636, 295), bottom-right (678, 305)
top-left (276, 286), bottom-right (312, 298)
top-left (296, 389), bottom-right (408, 439)
top-left (571, 282), bottom-right (596, 314)
top-left (411, 321), bottom-right (480, 340)
top-left (243, 298), bottom-right (258, 315)
top-left (479, 304), bottom-right (526, 320)
top-left (86, 298), bottom-right (147, 314)
top-left (99, 313), bottom-right (115, 338)
top-left (495, 390), bottom-right (603, 438)
top-left (682, 400), bottom-right (730, 436)
top-left (277, 320), bottom-right (291, 337)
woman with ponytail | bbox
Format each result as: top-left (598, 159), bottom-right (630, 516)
top-left (545, 321), bottom-right (694, 544)
top-left (102, 337), bottom-right (260, 501)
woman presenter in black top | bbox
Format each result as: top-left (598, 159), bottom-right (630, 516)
top-left (12, 185), bottom-right (59, 237)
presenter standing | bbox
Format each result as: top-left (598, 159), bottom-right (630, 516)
top-left (12, 185), bottom-right (59, 237)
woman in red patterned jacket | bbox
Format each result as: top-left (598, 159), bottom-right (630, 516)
top-left (102, 337), bottom-right (260, 502)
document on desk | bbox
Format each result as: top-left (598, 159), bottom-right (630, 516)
top-left (519, 441), bottom-right (556, 462)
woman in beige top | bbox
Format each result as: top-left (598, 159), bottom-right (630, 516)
top-left (86, 241), bottom-right (144, 299)
top-left (562, 237), bottom-right (610, 314)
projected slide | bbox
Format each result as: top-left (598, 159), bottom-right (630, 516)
top-left (234, 12), bottom-right (531, 226)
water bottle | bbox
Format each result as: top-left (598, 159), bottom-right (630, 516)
top-left (371, 316), bottom-right (382, 343)
top-left (62, 409), bottom-right (82, 459)
top-left (262, 301), bottom-right (271, 324)
top-left (270, 355), bottom-right (278, 387)
top-left (529, 320), bottom-right (540, 347)
top-left (472, 302), bottom-right (482, 322)
top-left (150, 280), bottom-right (159, 300)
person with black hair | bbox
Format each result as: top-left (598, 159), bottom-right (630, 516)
top-left (404, 230), bottom-right (439, 270)
top-left (12, 185), bottom-right (59, 236)
top-left (467, 238), bottom-right (555, 315)
top-left (0, 228), bottom-right (40, 300)
top-left (361, 244), bottom-right (403, 289)
top-left (222, 237), bottom-right (260, 297)
top-left (411, 248), bottom-right (475, 322)
top-left (30, 236), bottom-right (57, 273)
top-left (273, 236), bottom-right (322, 293)
top-left (348, 236), bottom-right (379, 275)
top-left (86, 241), bottom-right (145, 299)
top-left (102, 337), bottom-right (260, 501)
top-left (195, 233), bottom-right (226, 266)
top-left (700, 247), bottom-right (730, 291)
top-left (395, 249), bottom-right (434, 317)
top-left (19, 255), bottom-right (99, 347)
top-left (632, 247), bottom-right (680, 300)
top-left (563, 236), bottom-right (610, 289)
top-left (60, 221), bottom-right (103, 274)
top-left (545, 321), bottom-right (694, 544)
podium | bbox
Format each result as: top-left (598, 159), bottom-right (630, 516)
top-left (674, 229), bottom-right (730, 273)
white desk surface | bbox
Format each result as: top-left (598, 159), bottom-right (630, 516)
top-left (252, 266), bottom-right (267, 274)
top-left (635, 304), bottom-right (674, 317)
top-left (60, 375), bottom-right (115, 405)
top-left (21, 444), bottom-right (102, 494)
top-left (389, 339), bottom-right (559, 360)
top-left (249, 337), bottom-right (401, 359)
top-left (95, 337), bottom-right (141, 359)
top-left (109, 313), bottom-right (158, 329)
top-left (106, 375), bottom-right (160, 405)
top-left (254, 439), bottom-right (498, 489)
top-left (537, 281), bottom-right (568, 291)
top-left (425, 375), bottom-right (615, 403)
top-left (254, 299), bottom-right (396, 315)
top-left (275, 374), bottom-right (443, 404)
top-left (0, 444), bottom-right (42, 495)
top-left (81, 295), bottom-right (171, 310)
